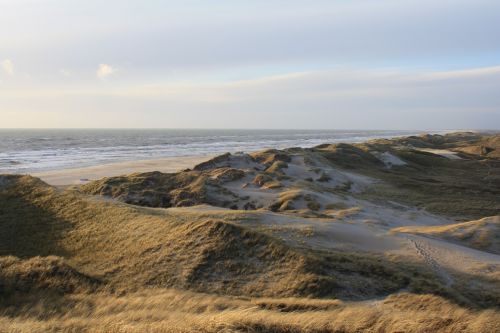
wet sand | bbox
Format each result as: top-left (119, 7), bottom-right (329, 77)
top-left (32, 155), bottom-right (213, 186)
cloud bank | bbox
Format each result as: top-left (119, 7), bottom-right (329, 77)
top-left (1, 65), bottom-right (499, 129)
top-left (0, 0), bottom-right (499, 129)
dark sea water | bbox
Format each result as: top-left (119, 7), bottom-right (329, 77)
top-left (0, 129), bottom-right (429, 173)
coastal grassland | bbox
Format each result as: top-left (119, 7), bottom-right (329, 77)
top-left (2, 133), bottom-right (500, 332)
top-left (1, 175), bottom-right (499, 304)
top-left (1, 174), bottom-right (332, 297)
top-left (0, 176), bottom-right (482, 306)
top-left (0, 289), bottom-right (499, 333)
top-left (0, 174), bottom-right (445, 300)
top-left (313, 134), bottom-right (500, 219)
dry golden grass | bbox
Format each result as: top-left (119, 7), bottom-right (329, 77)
top-left (0, 289), bottom-right (499, 333)
top-left (325, 207), bottom-right (362, 220)
top-left (0, 255), bottom-right (98, 295)
top-left (0, 175), bottom-right (322, 297)
top-left (1, 175), bottom-right (428, 300)
top-left (2, 175), bottom-right (498, 305)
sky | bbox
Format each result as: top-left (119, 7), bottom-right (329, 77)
top-left (1, 0), bottom-right (500, 129)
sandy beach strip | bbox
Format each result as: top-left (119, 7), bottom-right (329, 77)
top-left (32, 155), bottom-right (213, 186)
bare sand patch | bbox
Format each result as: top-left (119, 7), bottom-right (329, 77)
top-left (416, 148), bottom-right (462, 159)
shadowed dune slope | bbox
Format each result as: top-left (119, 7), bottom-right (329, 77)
top-left (0, 256), bottom-right (99, 296)
top-left (0, 174), bottom-right (433, 300)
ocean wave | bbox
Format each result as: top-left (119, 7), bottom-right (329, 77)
top-left (0, 129), bottom-right (426, 173)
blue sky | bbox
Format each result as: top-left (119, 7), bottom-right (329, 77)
top-left (1, 0), bottom-right (499, 129)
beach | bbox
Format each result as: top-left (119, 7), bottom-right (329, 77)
top-left (0, 129), bottom-right (425, 176)
top-left (32, 155), bottom-right (213, 186)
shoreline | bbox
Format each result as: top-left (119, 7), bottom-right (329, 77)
top-left (31, 155), bottom-right (213, 186)
top-left (1, 130), bottom-right (439, 183)
top-left (7, 130), bottom-right (480, 186)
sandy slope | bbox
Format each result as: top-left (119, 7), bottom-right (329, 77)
top-left (170, 205), bottom-right (500, 285)
top-left (78, 132), bottom-right (500, 289)
top-left (393, 217), bottom-right (500, 254)
top-left (405, 235), bottom-right (500, 281)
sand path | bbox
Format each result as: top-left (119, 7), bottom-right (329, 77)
top-left (407, 237), bottom-right (454, 286)
top-left (405, 234), bottom-right (500, 282)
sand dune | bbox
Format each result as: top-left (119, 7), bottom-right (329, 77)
top-left (1, 132), bottom-right (500, 332)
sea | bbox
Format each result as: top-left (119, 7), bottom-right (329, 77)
top-left (0, 129), bottom-right (430, 174)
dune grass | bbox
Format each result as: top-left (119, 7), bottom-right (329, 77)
top-left (1, 289), bottom-right (499, 333)
top-left (0, 175), bottom-right (430, 300)
top-left (1, 133), bottom-right (500, 332)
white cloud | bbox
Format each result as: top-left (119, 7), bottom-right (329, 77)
top-left (96, 64), bottom-right (115, 79)
top-left (1, 59), bottom-right (14, 75)
top-left (418, 66), bottom-right (500, 81)
top-left (59, 69), bottom-right (72, 77)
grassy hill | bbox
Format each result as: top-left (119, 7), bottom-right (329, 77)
top-left (0, 175), bottom-right (426, 299)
